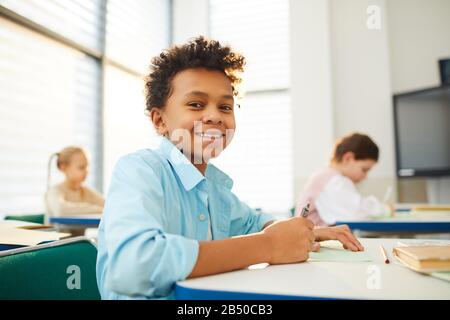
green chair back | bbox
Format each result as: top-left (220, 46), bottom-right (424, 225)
top-left (290, 207), bottom-right (296, 217)
top-left (0, 237), bottom-right (101, 300)
top-left (5, 214), bottom-right (45, 225)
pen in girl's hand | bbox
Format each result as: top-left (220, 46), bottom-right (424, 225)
top-left (300, 203), bottom-right (310, 218)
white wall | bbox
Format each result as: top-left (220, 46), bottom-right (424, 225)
top-left (172, 0), bottom-right (209, 44)
top-left (172, 0), bottom-right (450, 205)
top-left (291, 0), bottom-right (397, 201)
top-left (329, 0), bottom-right (397, 200)
top-left (292, 0), bottom-right (450, 203)
top-left (386, 0), bottom-right (450, 203)
top-left (290, 0), bottom-right (334, 199)
top-left (173, 0), bottom-right (337, 206)
top-left (387, 0), bottom-right (450, 94)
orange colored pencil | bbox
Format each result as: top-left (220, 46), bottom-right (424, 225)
top-left (380, 245), bottom-right (390, 264)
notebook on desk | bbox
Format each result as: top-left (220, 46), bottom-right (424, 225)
top-left (308, 240), bottom-right (372, 262)
top-left (412, 205), bottom-right (450, 211)
top-left (431, 272), bottom-right (450, 282)
top-left (410, 205), bottom-right (450, 217)
top-left (0, 228), bottom-right (71, 251)
top-left (0, 220), bottom-right (55, 231)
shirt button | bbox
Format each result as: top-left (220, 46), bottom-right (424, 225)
top-left (199, 214), bottom-right (206, 221)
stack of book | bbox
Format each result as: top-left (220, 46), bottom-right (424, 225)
top-left (393, 242), bottom-right (450, 282)
top-left (410, 205), bottom-right (450, 219)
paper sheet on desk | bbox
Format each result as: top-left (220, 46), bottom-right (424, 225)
top-left (431, 272), bottom-right (450, 282)
top-left (0, 228), bottom-right (71, 246)
top-left (0, 220), bottom-right (42, 229)
top-left (308, 240), bottom-right (372, 262)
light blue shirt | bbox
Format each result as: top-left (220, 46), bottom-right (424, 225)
top-left (96, 137), bottom-right (274, 299)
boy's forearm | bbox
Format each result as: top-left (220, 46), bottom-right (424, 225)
top-left (187, 232), bottom-right (271, 278)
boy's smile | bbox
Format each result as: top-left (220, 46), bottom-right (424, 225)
top-left (151, 68), bottom-right (237, 174)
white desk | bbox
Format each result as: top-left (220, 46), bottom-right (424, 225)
top-left (176, 238), bottom-right (450, 300)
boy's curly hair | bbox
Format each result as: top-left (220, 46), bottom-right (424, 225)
top-left (144, 36), bottom-right (245, 112)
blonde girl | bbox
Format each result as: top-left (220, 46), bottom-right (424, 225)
top-left (45, 146), bottom-right (104, 218)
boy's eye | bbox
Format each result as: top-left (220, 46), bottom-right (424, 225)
top-left (220, 105), bottom-right (233, 111)
top-left (187, 102), bottom-right (204, 108)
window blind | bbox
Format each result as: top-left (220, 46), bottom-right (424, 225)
top-left (0, 17), bottom-right (101, 214)
top-left (212, 92), bottom-right (294, 213)
top-left (0, 0), bottom-right (172, 215)
top-left (103, 65), bottom-right (159, 192)
top-left (105, 0), bottom-right (171, 74)
top-left (0, 0), bottom-right (105, 52)
top-left (209, 0), bottom-right (293, 213)
top-left (102, 0), bottom-right (171, 192)
top-left (209, 0), bottom-right (290, 92)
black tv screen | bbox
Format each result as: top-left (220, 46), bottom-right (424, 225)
top-left (439, 59), bottom-right (450, 86)
top-left (393, 86), bottom-right (450, 177)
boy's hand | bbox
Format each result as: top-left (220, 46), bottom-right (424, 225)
top-left (313, 225), bottom-right (364, 252)
top-left (262, 217), bottom-right (315, 264)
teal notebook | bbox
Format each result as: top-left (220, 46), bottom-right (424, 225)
top-left (308, 240), bottom-right (372, 262)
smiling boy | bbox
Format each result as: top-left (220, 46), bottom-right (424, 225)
top-left (96, 36), bottom-right (363, 300)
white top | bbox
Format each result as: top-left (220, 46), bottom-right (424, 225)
top-left (315, 175), bottom-right (388, 225)
top-left (45, 183), bottom-right (104, 218)
top-left (177, 238), bottom-right (450, 300)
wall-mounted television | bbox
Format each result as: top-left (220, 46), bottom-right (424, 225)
top-left (393, 86), bottom-right (450, 177)
top-left (439, 58), bottom-right (450, 86)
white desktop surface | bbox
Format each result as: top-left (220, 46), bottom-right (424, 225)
top-left (176, 238), bottom-right (450, 300)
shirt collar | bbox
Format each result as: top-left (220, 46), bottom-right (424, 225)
top-left (156, 136), bottom-right (233, 191)
top-left (205, 163), bottom-right (233, 190)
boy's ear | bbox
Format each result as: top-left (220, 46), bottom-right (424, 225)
top-left (150, 108), bottom-right (168, 136)
top-left (342, 151), bottom-right (356, 163)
